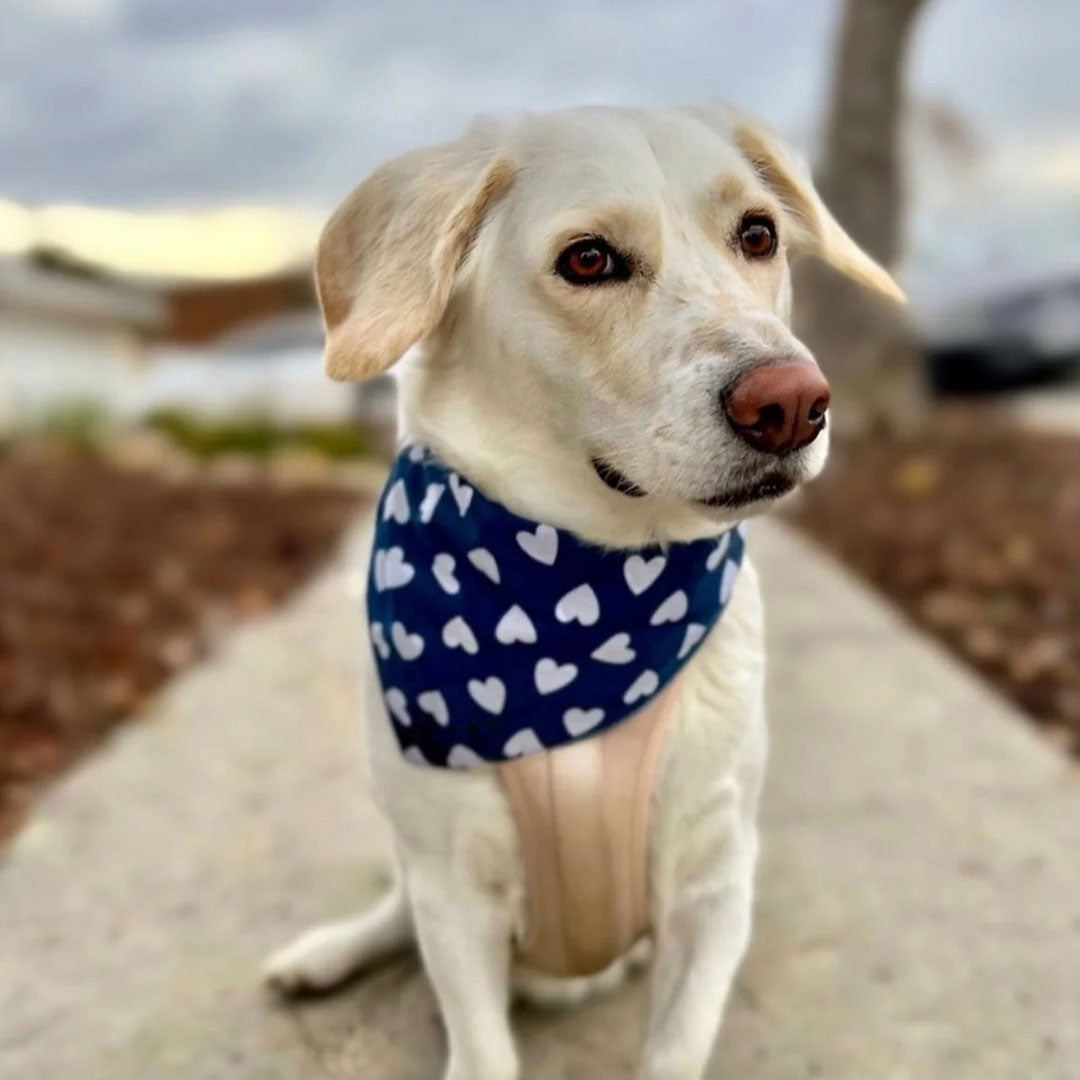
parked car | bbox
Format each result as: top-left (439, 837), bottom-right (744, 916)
top-left (917, 266), bottom-right (1080, 394)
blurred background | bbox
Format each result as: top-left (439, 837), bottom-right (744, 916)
top-left (1, 0), bottom-right (1078, 848)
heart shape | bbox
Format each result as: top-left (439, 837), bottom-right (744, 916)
top-left (382, 479), bottom-right (410, 524)
top-left (495, 604), bottom-right (537, 645)
top-left (517, 523), bottom-right (558, 566)
top-left (391, 621), bottom-right (424, 660)
top-left (677, 622), bottom-right (707, 659)
top-left (384, 687), bottom-right (411, 726)
top-left (442, 616), bottom-right (479, 655)
top-left (449, 472), bottom-right (474, 516)
top-left (431, 553), bottom-right (460, 595)
top-left (706, 532), bottom-right (731, 572)
top-left (417, 690), bottom-right (450, 727)
top-left (370, 622), bottom-right (390, 660)
top-left (564, 707), bottom-right (605, 737)
top-left (407, 444), bottom-right (426, 462)
top-left (467, 547), bottom-right (501, 584)
top-left (555, 583), bottom-right (600, 626)
top-left (468, 676), bottom-right (506, 715)
top-left (374, 546), bottom-right (415, 591)
top-left (590, 632), bottom-right (636, 665)
top-left (623, 669), bottom-right (659, 705)
top-left (534, 657), bottom-right (578, 695)
top-left (624, 553), bottom-right (667, 595)
top-left (402, 745), bottom-right (428, 765)
top-left (447, 744), bottom-right (486, 769)
top-left (419, 482), bottom-right (445, 523)
top-left (503, 728), bottom-right (544, 757)
top-left (650, 589), bottom-right (688, 626)
top-left (720, 560), bottom-right (739, 605)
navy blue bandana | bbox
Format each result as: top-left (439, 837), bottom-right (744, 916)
top-left (367, 444), bottom-right (745, 768)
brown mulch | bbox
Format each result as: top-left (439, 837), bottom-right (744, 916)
top-left (0, 451), bottom-right (362, 844)
top-left (788, 417), bottom-right (1080, 754)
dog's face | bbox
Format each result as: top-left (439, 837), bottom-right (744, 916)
top-left (318, 106), bottom-right (902, 542)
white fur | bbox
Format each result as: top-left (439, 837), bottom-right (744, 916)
top-left (265, 105), bottom-right (894, 1079)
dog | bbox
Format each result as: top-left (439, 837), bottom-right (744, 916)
top-left (264, 104), bottom-right (902, 1080)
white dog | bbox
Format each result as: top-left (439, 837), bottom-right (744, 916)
top-left (265, 104), bottom-right (901, 1080)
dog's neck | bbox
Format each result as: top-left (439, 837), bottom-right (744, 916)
top-left (396, 341), bottom-right (731, 551)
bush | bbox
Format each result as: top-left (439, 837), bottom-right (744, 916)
top-left (39, 401), bottom-right (110, 452)
top-left (145, 409), bottom-right (375, 461)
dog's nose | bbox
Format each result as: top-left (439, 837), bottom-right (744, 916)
top-left (723, 361), bottom-right (831, 454)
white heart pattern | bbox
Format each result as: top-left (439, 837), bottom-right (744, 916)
top-left (624, 553), bottom-right (667, 595)
top-left (374, 546), bottom-right (414, 591)
top-left (650, 589), bottom-right (688, 626)
top-left (495, 604), bottom-right (537, 645)
top-left (370, 622), bottom-right (391, 660)
top-left (623, 669), bottom-right (660, 705)
top-left (534, 657), bottom-right (578, 695)
top-left (706, 532), bottom-right (731, 572)
top-left (442, 615), bottom-right (479, 655)
top-left (564, 707), bottom-right (605, 737)
top-left (417, 689), bottom-right (450, 727)
top-left (419, 483), bottom-right (445, 523)
top-left (677, 622), bottom-right (707, 659)
top-left (407, 444), bottom-right (426, 462)
top-left (391, 621), bottom-right (424, 660)
top-left (467, 547), bottom-right (501, 584)
top-left (383, 479), bottom-right (410, 524)
top-left (720, 559), bottom-right (739, 604)
top-left (555, 583), bottom-right (600, 626)
top-left (517, 523), bottom-right (558, 565)
top-left (447, 744), bottom-right (486, 769)
top-left (431, 553), bottom-right (460, 595)
top-left (449, 472), bottom-right (473, 516)
top-left (504, 728), bottom-right (544, 757)
top-left (468, 676), bottom-right (506, 715)
top-left (370, 449), bottom-right (746, 769)
top-left (590, 632), bottom-right (636, 665)
top-left (384, 687), bottom-right (411, 726)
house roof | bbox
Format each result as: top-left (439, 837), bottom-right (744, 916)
top-left (0, 252), bottom-right (165, 332)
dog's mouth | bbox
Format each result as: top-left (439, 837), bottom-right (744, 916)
top-left (697, 472), bottom-right (796, 509)
top-left (591, 457), bottom-right (647, 498)
top-left (592, 457), bottom-right (795, 509)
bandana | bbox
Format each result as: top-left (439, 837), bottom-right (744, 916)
top-left (367, 444), bottom-right (745, 768)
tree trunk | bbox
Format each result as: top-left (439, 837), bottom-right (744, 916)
top-left (795, 0), bottom-right (932, 436)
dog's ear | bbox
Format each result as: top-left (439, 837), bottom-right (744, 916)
top-left (316, 138), bottom-right (516, 380)
top-left (729, 117), bottom-right (905, 305)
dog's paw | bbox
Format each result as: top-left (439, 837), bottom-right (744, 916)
top-left (262, 924), bottom-right (365, 996)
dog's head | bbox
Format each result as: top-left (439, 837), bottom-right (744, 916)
top-left (318, 106), bottom-right (902, 545)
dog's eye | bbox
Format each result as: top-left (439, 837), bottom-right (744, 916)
top-left (738, 215), bottom-right (778, 259)
top-left (556, 238), bottom-right (631, 285)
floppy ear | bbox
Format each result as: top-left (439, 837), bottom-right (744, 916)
top-left (731, 119), bottom-right (906, 305)
top-left (316, 138), bottom-right (516, 380)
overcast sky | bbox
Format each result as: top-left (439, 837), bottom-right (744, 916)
top-left (1, 0), bottom-right (1077, 282)
top-left (0, 0), bottom-right (1075, 204)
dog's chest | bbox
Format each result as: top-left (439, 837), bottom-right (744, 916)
top-left (497, 684), bottom-right (677, 977)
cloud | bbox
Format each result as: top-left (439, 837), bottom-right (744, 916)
top-left (0, 0), bottom-right (839, 205)
top-left (0, 0), bottom-right (1074, 284)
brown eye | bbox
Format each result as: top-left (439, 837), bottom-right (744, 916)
top-left (739, 215), bottom-right (778, 259)
top-left (556, 238), bottom-right (631, 285)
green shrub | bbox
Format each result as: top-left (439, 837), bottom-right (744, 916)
top-left (145, 409), bottom-right (375, 460)
top-left (40, 401), bottom-right (110, 451)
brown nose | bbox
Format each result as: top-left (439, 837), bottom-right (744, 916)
top-left (724, 361), bottom-right (831, 454)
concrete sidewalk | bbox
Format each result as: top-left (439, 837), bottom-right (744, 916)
top-left (1, 519), bottom-right (1078, 1079)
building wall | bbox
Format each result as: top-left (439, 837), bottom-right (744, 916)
top-left (0, 310), bottom-right (144, 430)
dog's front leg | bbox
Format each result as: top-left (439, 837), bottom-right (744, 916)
top-left (640, 812), bottom-right (757, 1080)
top-left (407, 857), bottom-right (519, 1080)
